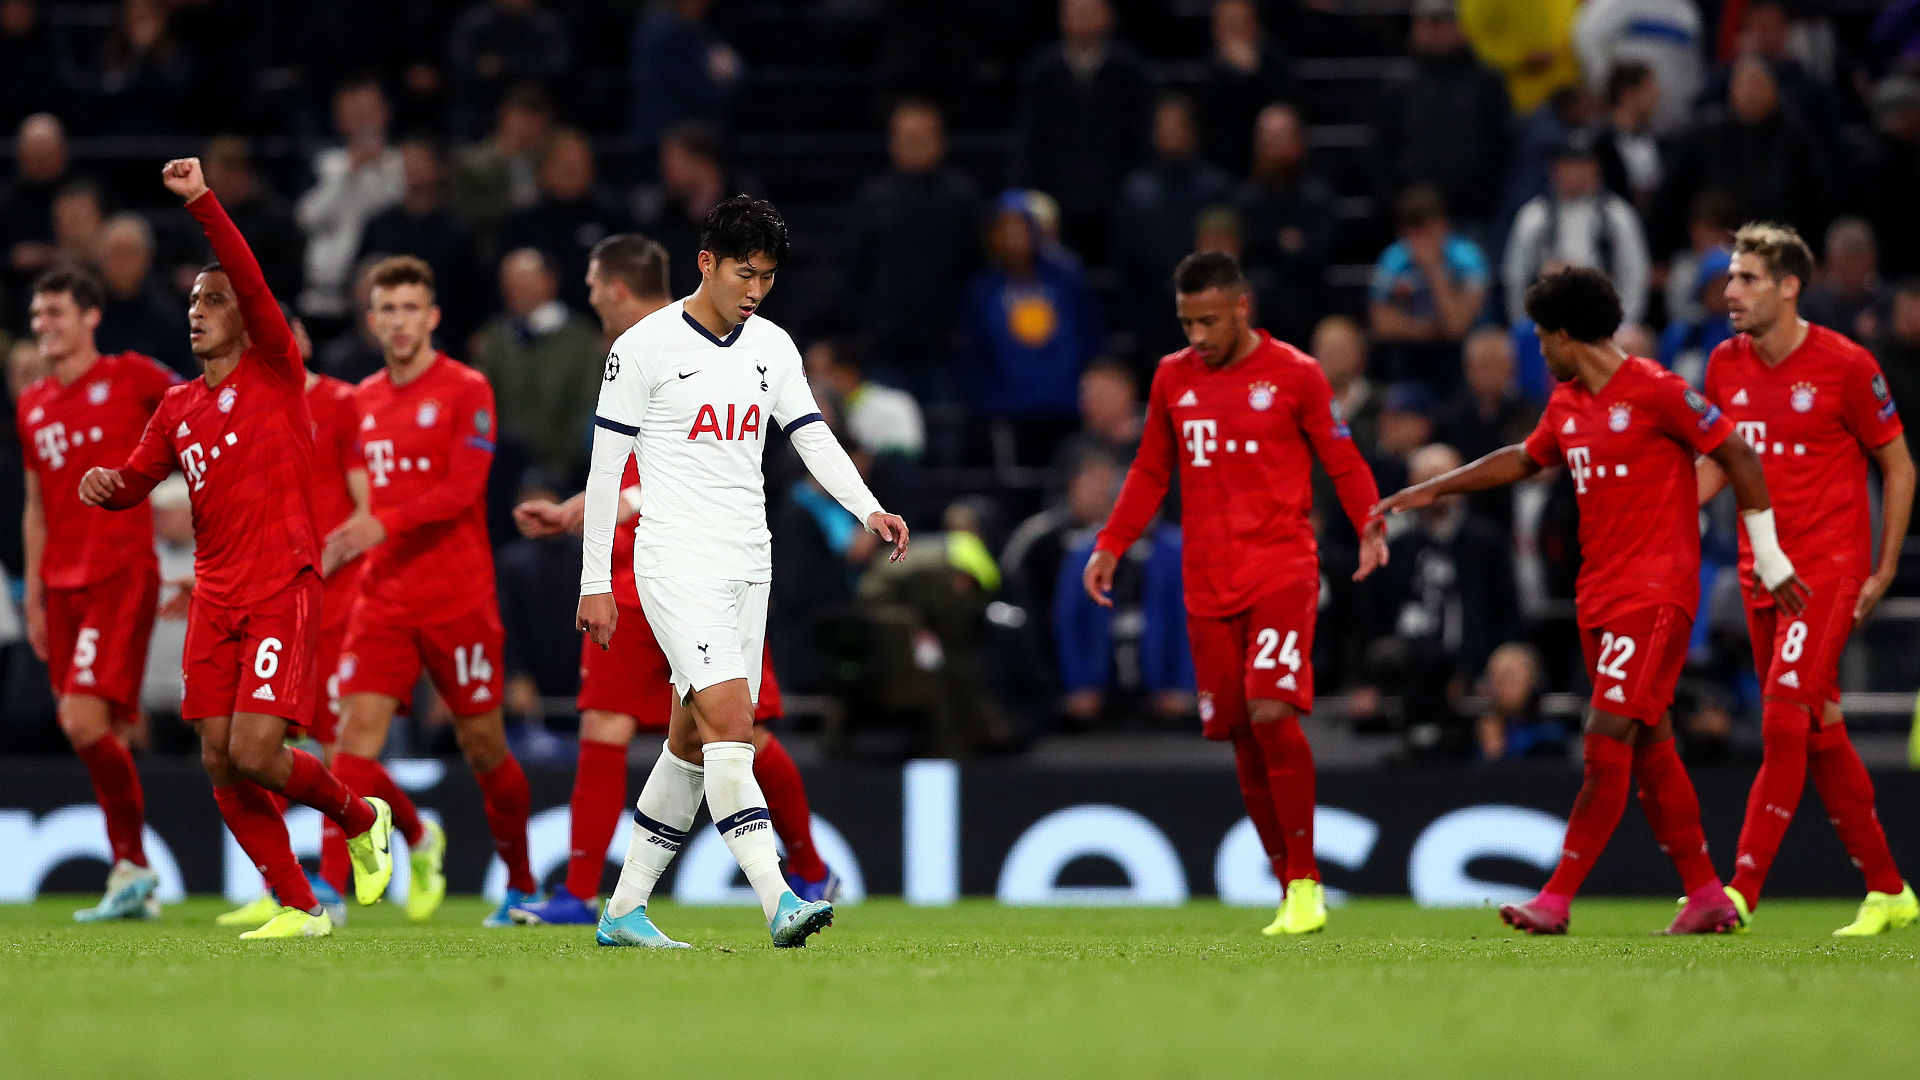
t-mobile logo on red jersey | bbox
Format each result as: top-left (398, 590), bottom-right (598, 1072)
top-left (1736, 421), bottom-right (1767, 450)
top-left (1563, 446), bottom-right (1630, 495)
top-left (32, 423), bottom-right (69, 470)
top-left (365, 439), bottom-right (397, 486)
top-left (1183, 419), bottom-right (1217, 466)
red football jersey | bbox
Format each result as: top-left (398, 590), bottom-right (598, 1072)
top-left (1703, 324), bottom-right (1903, 592)
top-left (1523, 354), bottom-right (1733, 627)
top-left (111, 193), bottom-right (318, 608)
top-left (18, 352), bottom-right (175, 588)
top-left (613, 456), bottom-right (641, 607)
top-left (1096, 331), bottom-right (1380, 617)
top-left (306, 373), bottom-right (362, 536)
top-left (353, 353), bottom-right (497, 624)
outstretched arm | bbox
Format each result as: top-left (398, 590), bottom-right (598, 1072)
top-left (1374, 444), bottom-right (1541, 517)
top-left (787, 418), bottom-right (908, 561)
top-left (1705, 433), bottom-right (1809, 614)
top-left (166, 158), bottom-right (300, 381)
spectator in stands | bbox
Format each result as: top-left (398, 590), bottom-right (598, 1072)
top-left (1573, 0), bottom-right (1704, 136)
top-left (1661, 188), bottom-right (1739, 329)
top-left (1850, 75), bottom-right (1920, 280)
top-left (1593, 61), bottom-right (1664, 213)
top-left (1457, 0), bottom-right (1581, 115)
top-left (804, 337), bottom-right (926, 462)
top-left (1357, 443), bottom-right (1520, 754)
top-left (1370, 383), bottom-right (1436, 495)
top-left (1474, 642), bottom-right (1565, 761)
top-left (1314, 315), bottom-right (1380, 454)
top-left (202, 135), bottom-right (304, 302)
top-left (1197, 0), bottom-right (1295, 181)
top-left (1651, 56), bottom-right (1832, 264)
top-left (1003, 451), bottom-right (1120, 697)
top-left (1802, 218), bottom-right (1890, 345)
top-left (1494, 84), bottom-right (1595, 243)
top-left (1368, 186), bottom-right (1488, 395)
top-left (1052, 359), bottom-right (1144, 477)
top-left (1374, 0), bottom-right (1511, 236)
top-left (1235, 102), bottom-right (1335, 347)
top-left (1871, 281), bottom-right (1920, 473)
top-left (86, 0), bottom-right (191, 137)
top-left (850, 98), bottom-right (982, 396)
top-left (500, 129), bottom-right (632, 312)
top-left (1434, 327), bottom-right (1536, 534)
top-left (1112, 94), bottom-right (1233, 358)
top-left (1009, 0), bottom-right (1152, 264)
top-left (628, 0), bottom-right (742, 154)
top-left (446, 0), bottom-right (571, 141)
top-left (357, 137), bottom-right (480, 348)
top-left (296, 76), bottom-right (404, 328)
top-left (473, 248), bottom-right (603, 485)
top-left (958, 191), bottom-right (1101, 466)
top-left (495, 471), bottom-right (583, 727)
top-left (0, 0), bottom-right (63, 130)
top-left (94, 213), bottom-right (191, 377)
top-left (448, 81), bottom-right (554, 262)
top-left (1502, 132), bottom-right (1651, 327)
top-left (1698, 0), bottom-right (1844, 157)
top-left (139, 476), bottom-right (193, 729)
top-left (638, 122), bottom-right (740, 300)
top-left (1, 113), bottom-right (71, 303)
top-left (1658, 247), bottom-right (1732, 387)
top-left (50, 182), bottom-right (105, 268)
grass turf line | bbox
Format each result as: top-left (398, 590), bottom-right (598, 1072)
top-left (3, 897), bottom-right (1916, 1079)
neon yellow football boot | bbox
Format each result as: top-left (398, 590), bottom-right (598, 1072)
top-left (345, 797), bottom-right (395, 904)
top-left (1723, 886), bottom-right (1753, 935)
top-left (1834, 883), bottom-right (1919, 937)
top-left (405, 819), bottom-right (448, 922)
top-left (1259, 892), bottom-right (1288, 937)
top-left (216, 893), bottom-right (283, 927)
top-left (1277, 878), bottom-right (1328, 934)
top-left (238, 906), bottom-right (333, 939)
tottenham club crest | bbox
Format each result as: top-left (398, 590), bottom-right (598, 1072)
top-left (87, 380), bottom-right (110, 405)
top-left (1608, 403), bottom-right (1632, 432)
top-left (416, 399), bottom-right (440, 427)
top-left (217, 386), bottom-right (237, 413)
top-left (1790, 382), bottom-right (1816, 413)
top-left (1248, 381), bottom-right (1277, 411)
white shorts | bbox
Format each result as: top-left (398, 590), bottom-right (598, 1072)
top-left (632, 576), bottom-right (768, 703)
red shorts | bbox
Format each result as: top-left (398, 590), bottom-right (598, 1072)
top-left (1186, 579), bottom-right (1318, 741)
top-left (336, 600), bottom-right (506, 718)
top-left (1746, 577), bottom-right (1857, 711)
top-left (576, 601), bottom-right (786, 729)
top-left (44, 564), bottom-right (159, 713)
top-left (1579, 604), bottom-right (1692, 723)
top-left (182, 570), bottom-right (322, 724)
top-left (309, 560), bottom-right (366, 744)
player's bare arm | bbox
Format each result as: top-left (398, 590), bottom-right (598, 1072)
top-left (20, 471), bottom-right (46, 660)
top-left (1374, 443), bottom-right (1541, 517)
top-left (1706, 433), bottom-right (1810, 615)
top-left (1694, 456), bottom-right (1729, 506)
top-left (1856, 435), bottom-right (1916, 624)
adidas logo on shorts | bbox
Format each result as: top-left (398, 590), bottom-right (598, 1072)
top-left (251, 685), bottom-right (276, 702)
top-left (1277, 673), bottom-right (1297, 691)
top-left (1604, 685), bottom-right (1626, 703)
top-left (471, 685), bottom-right (493, 703)
top-left (1777, 670), bottom-right (1800, 688)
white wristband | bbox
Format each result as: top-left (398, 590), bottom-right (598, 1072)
top-left (1742, 508), bottom-right (1796, 590)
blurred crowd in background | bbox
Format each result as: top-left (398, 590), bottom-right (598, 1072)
top-left (3, 0), bottom-right (1920, 765)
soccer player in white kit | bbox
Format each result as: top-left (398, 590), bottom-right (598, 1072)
top-left (578, 196), bottom-right (909, 948)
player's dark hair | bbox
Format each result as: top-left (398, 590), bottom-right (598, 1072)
top-left (1733, 222), bottom-right (1815, 292)
top-left (700, 195), bottom-right (790, 268)
top-left (366, 255), bottom-right (436, 298)
top-left (1083, 356), bottom-right (1137, 392)
top-left (589, 233), bottom-right (671, 300)
top-left (31, 264), bottom-right (105, 312)
top-left (890, 95), bottom-right (943, 124)
top-left (1172, 251), bottom-right (1248, 296)
top-left (335, 71), bottom-right (383, 99)
top-left (1395, 184), bottom-right (1447, 231)
top-left (1605, 60), bottom-right (1654, 106)
top-left (1524, 267), bottom-right (1624, 343)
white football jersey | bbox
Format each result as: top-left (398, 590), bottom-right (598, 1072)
top-left (594, 300), bottom-right (821, 581)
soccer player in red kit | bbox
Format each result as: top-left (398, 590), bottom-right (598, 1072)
top-left (507, 234), bottom-right (839, 926)
top-left (1377, 267), bottom-right (1802, 935)
top-left (320, 255), bottom-right (531, 927)
top-left (1084, 252), bottom-right (1387, 935)
top-left (1697, 224), bottom-right (1918, 935)
top-left (80, 158), bottom-right (393, 940)
top-left (18, 265), bottom-right (175, 922)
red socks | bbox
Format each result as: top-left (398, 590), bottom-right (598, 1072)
top-left (476, 755), bottom-right (536, 894)
top-left (756, 734), bottom-right (827, 883)
top-left (215, 782), bottom-right (317, 912)
top-left (74, 735), bottom-right (147, 868)
top-left (279, 748), bottom-right (375, 836)
top-left (1231, 729), bottom-right (1288, 884)
top-left (1809, 723), bottom-right (1905, 895)
top-left (1251, 716), bottom-right (1318, 883)
top-left (319, 818), bottom-right (351, 897)
top-left (565, 740), bottom-right (629, 901)
top-left (1543, 733), bottom-right (1633, 900)
top-left (1633, 737), bottom-right (1720, 896)
top-left (1731, 700), bottom-right (1810, 907)
top-left (333, 752), bottom-right (426, 845)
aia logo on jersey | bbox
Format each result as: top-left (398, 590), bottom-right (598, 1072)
top-left (1607, 404), bottom-right (1632, 433)
top-left (416, 400), bottom-right (440, 428)
top-left (1248, 382), bottom-right (1276, 411)
top-left (688, 403), bottom-right (762, 441)
top-left (217, 386), bottom-right (237, 413)
top-left (1790, 382), bottom-right (1816, 413)
top-left (86, 380), bottom-right (109, 405)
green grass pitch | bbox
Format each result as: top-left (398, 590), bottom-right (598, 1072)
top-left (4, 897), bottom-right (1916, 1079)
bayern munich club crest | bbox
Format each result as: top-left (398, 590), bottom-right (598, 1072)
top-left (87, 380), bottom-right (110, 405)
top-left (1248, 382), bottom-right (1277, 411)
top-left (217, 386), bottom-right (237, 413)
top-left (1197, 691), bottom-right (1215, 724)
top-left (1608, 404), bottom-right (1631, 432)
top-left (417, 400), bottom-right (440, 427)
top-left (1790, 382), bottom-right (1816, 413)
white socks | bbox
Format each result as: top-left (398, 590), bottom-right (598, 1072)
top-left (703, 741), bottom-right (790, 921)
top-left (605, 743), bottom-right (704, 919)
